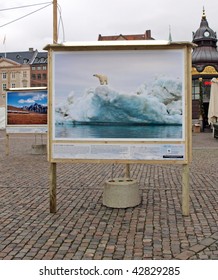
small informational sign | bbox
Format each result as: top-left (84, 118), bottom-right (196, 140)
top-left (6, 87), bottom-right (47, 134)
top-left (45, 41), bottom-right (193, 164)
top-left (52, 143), bottom-right (185, 161)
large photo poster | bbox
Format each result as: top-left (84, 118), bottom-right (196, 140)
top-left (53, 49), bottom-right (184, 141)
top-left (47, 43), bottom-right (192, 163)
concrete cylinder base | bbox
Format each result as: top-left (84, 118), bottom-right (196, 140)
top-left (103, 177), bottom-right (141, 208)
top-left (31, 144), bottom-right (47, 155)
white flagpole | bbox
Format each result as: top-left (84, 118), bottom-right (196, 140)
top-left (3, 35), bottom-right (6, 58)
top-left (53, 0), bottom-right (58, 43)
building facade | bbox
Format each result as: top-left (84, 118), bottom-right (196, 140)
top-left (192, 9), bottom-right (218, 127)
top-left (0, 58), bottom-right (30, 92)
top-left (0, 49), bottom-right (47, 106)
top-left (30, 52), bottom-right (47, 87)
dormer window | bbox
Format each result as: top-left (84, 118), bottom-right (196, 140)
top-left (23, 58), bottom-right (29, 64)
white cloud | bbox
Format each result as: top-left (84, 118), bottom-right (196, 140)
top-left (18, 98), bottom-right (34, 104)
top-left (33, 93), bottom-right (47, 101)
top-left (17, 93), bottom-right (47, 104)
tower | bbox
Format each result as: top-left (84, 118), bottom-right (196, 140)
top-left (192, 8), bottom-right (218, 126)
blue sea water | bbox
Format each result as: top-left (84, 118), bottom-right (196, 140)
top-left (55, 123), bottom-right (182, 139)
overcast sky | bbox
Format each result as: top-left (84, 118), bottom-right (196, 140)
top-left (0, 0), bottom-right (217, 52)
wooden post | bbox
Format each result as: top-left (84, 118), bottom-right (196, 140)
top-left (50, 0), bottom-right (58, 213)
top-left (49, 162), bottom-right (57, 213)
top-left (5, 133), bottom-right (9, 156)
top-left (125, 164), bottom-right (130, 178)
top-left (53, 0), bottom-right (58, 43)
top-left (182, 164), bottom-right (189, 216)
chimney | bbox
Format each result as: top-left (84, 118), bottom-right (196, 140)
top-left (145, 30), bottom-right (151, 39)
top-left (29, 48), bottom-right (34, 52)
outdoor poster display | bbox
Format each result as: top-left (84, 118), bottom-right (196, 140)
top-left (46, 41), bottom-right (192, 163)
top-left (6, 87), bottom-right (48, 133)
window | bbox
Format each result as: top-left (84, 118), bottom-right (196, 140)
top-left (2, 83), bottom-right (7, 91)
top-left (11, 83), bottom-right (16, 88)
top-left (202, 79), bottom-right (211, 101)
top-left (192, 79), bottom-right (212, 101)
top-left (23, 71), bottom-right (27, 78)
top-left (32, 74), bottom-right (36, 80)
top-left (42, 66), bottom-right (47, 70)
top-left (2, 72), bottom-right (7, 79)
top-left (11, 72), bottom-right (16, 79)
top-left (42, 73), bottom-right (47, 80)
top-left (37, 66), bottom-right (41, 70)
top-left (192, 79), bottom-right (200, 100)
top-left (23, 59), bottom-right (29, 64)
top-left (32, 66), bottom-right (36, 70)
top-left (23, 81), bottom-right (27, 87)
top-left (37, 74), bottom-right (41, 80)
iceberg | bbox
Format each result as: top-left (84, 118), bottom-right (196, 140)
top-left (55, 76), bottom-right (183, 125)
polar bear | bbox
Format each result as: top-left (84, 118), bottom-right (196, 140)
top-left (93, 74), bottom-right (108, 85)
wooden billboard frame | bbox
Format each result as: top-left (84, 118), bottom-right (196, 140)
top-left (44, 41), bottom-right (193, 215)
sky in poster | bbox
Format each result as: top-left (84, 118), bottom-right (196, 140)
top-left (7, 91), bottom-right (47, 107)
top-left (54, 49), bottom-right (184, 105)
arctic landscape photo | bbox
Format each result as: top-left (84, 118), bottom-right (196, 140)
top-left (53, 49), bottom-right (185, 140)
top-left (7, 90), bottom-right (47, 125)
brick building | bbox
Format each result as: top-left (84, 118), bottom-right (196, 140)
top-left (30, 51), bottom-right (47, 87)
top-left (98, 29), bottom-right (154, 41)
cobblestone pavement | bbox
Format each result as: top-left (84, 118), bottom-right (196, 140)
top-left (0, 130), bottom-right (217, 260)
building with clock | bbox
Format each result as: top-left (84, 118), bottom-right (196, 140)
top-left (192, 8), bottom-right (218, 127)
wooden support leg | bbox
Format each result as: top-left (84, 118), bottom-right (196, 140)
top-left (6, 134), bottom-right (9, 156)
top-left (125, 164), bottom-right (130, 178)
top-left (49, 162), bottom-right (57, 213)
top-left (182, 164), bottom-right (189, 216)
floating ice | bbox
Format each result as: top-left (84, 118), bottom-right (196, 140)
top-left (55, 76), bottom-right (183, 125)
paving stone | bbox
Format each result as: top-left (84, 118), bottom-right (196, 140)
top-left (199, 238), bottom-right (216, 247)
top-left (0, 131), bottom-right (218, 260)
top-left (189, 244), bottom-right (206, 253)
top-left (175, 250), bottom-right (196, 260)
top-left (210, 232), bottom-right (218, 240)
